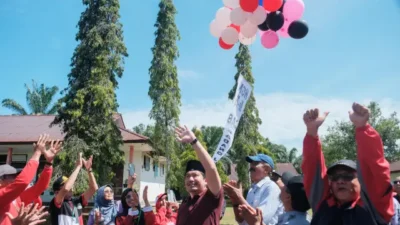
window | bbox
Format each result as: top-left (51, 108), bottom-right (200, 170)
top-left (154, 162), bottom-right (158, 177)
top-left (0, 154), bottom-right (27, 169)
top-left (160, 163), bottom-right (165, 176)
top-left (143, 155), bottom-right (151, 171)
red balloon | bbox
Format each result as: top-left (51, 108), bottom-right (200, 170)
top-left (219, 38), bottom-right (234, 50)
top-left (230, 24), bottom-right (241, 32)
top-left (240, 0), bottom-right (258, 12)
top-left (263, 0), bottom-right (283, 12)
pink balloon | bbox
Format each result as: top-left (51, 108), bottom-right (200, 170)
top-left (277, 19), bottom-right (291, 38)
top-left (283, 0), bottom-right (305, 21)
top-left (261, 30), bottom-right (279, 49)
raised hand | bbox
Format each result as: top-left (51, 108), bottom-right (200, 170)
top-left (303, 108), bottom-right (329, 136)
top-left (94, 208), bottom-right (102, 224)
top-left (6, 203), bottom-right (48, 225)
top-left (174, 125), bottom-right (196, 144)
top-left (33, 134), bottom-right (49, 153)
top-left (143, 186), bottom-right (150, 206)
top-left (238, 205), bottom-right (264, 225)
top-left (76, 152), bottom-right (83, 168)
top-left (349, 102), bottom-right (369, 128)
top-left (223, 180), bottom-right (243, 204)
top-left (127, 173), bottom-right (136, 186)
top-left (83, 155), bottom-right (93, 170)
top-left (43, 139), bottom-right (63, 163)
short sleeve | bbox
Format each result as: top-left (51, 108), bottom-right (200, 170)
top-left (79, 194), bottom-right (88, 207)
top-left (50, 197), bottom-right (62, 209)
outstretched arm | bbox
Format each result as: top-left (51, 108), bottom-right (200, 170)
top-left (54, 153), bottom-right (83, 206)
top-left (175, 126), bottom-right (221, 196)
top-left (301, 108), bottom-right (330, 212)
top-left (0, 135), bottom-right (49, 206)
top-left (20, 165), bottom-right (52, 205)
top-left (350, 103), bottom-right (394, 223)
top-left (83, 156), bottom-right (98, 202)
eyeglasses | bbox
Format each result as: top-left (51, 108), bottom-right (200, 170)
top-left (394, 181), bottom-right (400, 184)
top-left (104, 190), bottom-right (114, 194)
top-left (329, 173), bottom-right (356, 182)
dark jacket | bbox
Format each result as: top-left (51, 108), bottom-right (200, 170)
top-left (302, 125), bottom-right (394, 225)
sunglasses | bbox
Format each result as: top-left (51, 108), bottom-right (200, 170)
top-left (394, 181), bottom-right (400, 185)
top-left (249, 168), bottom-right (256, 172)
top-left (329, 173), bottom-right (356, 182)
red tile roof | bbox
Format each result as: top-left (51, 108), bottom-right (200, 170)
top-left (390, 161), bottom-right (400, 172)
top-left (275, 163), bottom-right (299, 175)
top-left (0, 115), bottom-right (148, 143)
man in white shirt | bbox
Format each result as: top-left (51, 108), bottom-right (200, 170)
top-left (224, 154), bottom-right (284, 225)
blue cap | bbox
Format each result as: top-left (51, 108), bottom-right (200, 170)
top-left (246, 154), bottom-right (274, 169)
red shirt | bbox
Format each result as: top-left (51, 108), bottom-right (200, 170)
top-left (0, 160), bottom-right (52, 225)
top-left (176, 188), bottom-right (224, 225)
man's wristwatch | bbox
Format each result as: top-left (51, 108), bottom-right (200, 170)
top-left (190, 138), bottom-right (198, 145)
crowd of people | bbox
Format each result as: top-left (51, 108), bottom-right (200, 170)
top-left (0, 102), bottom-right (398, 225)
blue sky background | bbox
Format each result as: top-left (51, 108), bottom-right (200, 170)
top-left (1, 0), bottom-right (400, 149)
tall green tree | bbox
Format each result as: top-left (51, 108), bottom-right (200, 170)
top-left (53, 0), bottom-right (128, 185)
top-left (228, 44), bottom-right (264, 189)
top-left (133, 124), bottom-right (155, 139)
top-left (2, 80), bottom-right (60, 115)
top-left (322, 102), bottom-right (400, 165)
top-left (148, 0), bottom-right (181, 189)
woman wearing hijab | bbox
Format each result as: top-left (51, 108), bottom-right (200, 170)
top-left (154, 193), bottom-right (178, 225)
top-left (118, 186), bottom-right (155, 225)
top-left (88, 185), bottom-right (118, 225)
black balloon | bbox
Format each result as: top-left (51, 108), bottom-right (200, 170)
top-left (278, 0), bottom-right (286, 12)
top-left (258, 18), bottom-right (269, 31)
top-left (266, 11), bottom-right (284, 31)
top-left (288, 20), bottom-right (309, 39)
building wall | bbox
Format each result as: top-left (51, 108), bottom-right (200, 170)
top-left (391, 171), bottom-right (400, 180)
top-left (0, 143), bottom-right (166, 204)
top-left (121, 144), bottom-right (167, 204)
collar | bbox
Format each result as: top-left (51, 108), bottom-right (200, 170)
top-left (188, 188), bottom-right (208, 201)
top-left (285, 210), bottom-right (307, 217)
top-left (252, 176), bottom-right (271, 188)
top-left (327, 193), bottom-right (360, 209)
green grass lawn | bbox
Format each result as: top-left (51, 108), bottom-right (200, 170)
top-left (221, 206), bottom-right (236, 225)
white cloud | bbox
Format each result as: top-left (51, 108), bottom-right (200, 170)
top-left (178, 70), bottom-right (201, 79)
top-left (121, 93), bottom-right (400, 150)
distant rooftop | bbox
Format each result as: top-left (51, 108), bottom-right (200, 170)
top-left (0, 114), bottom-right (148, 144)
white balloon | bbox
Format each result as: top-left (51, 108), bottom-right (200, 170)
top-left (239, 33), bottom-right (256, 45)
top-left (221, 27), bottom-right (239, 45)
top-left (230, 7), bottom-right (250, 26)
top-left (249, 6), bottom-right (267, 25)
top-left (216, 7), bottom-right (232, 28)
top-left (240, 21), bottom-right (258, 38)
top-left (223, 0), bottom-right (240, 8)
top-left (210, 20), bottom-right (225, 38)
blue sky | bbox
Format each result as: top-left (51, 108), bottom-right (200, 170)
top-left (1, 0), bottom-right (400, 149)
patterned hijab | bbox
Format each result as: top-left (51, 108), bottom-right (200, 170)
top-left (94, 185), bottom-right (117, 225)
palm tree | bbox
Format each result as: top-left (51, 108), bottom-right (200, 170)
top-left (2, 80), bottom-right (60, 115)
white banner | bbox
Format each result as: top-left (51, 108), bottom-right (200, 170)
top-left (212, 75), bottom-right (252, 162)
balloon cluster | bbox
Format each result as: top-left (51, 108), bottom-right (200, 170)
top-left (210, 0), bottom-right (309, 50)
